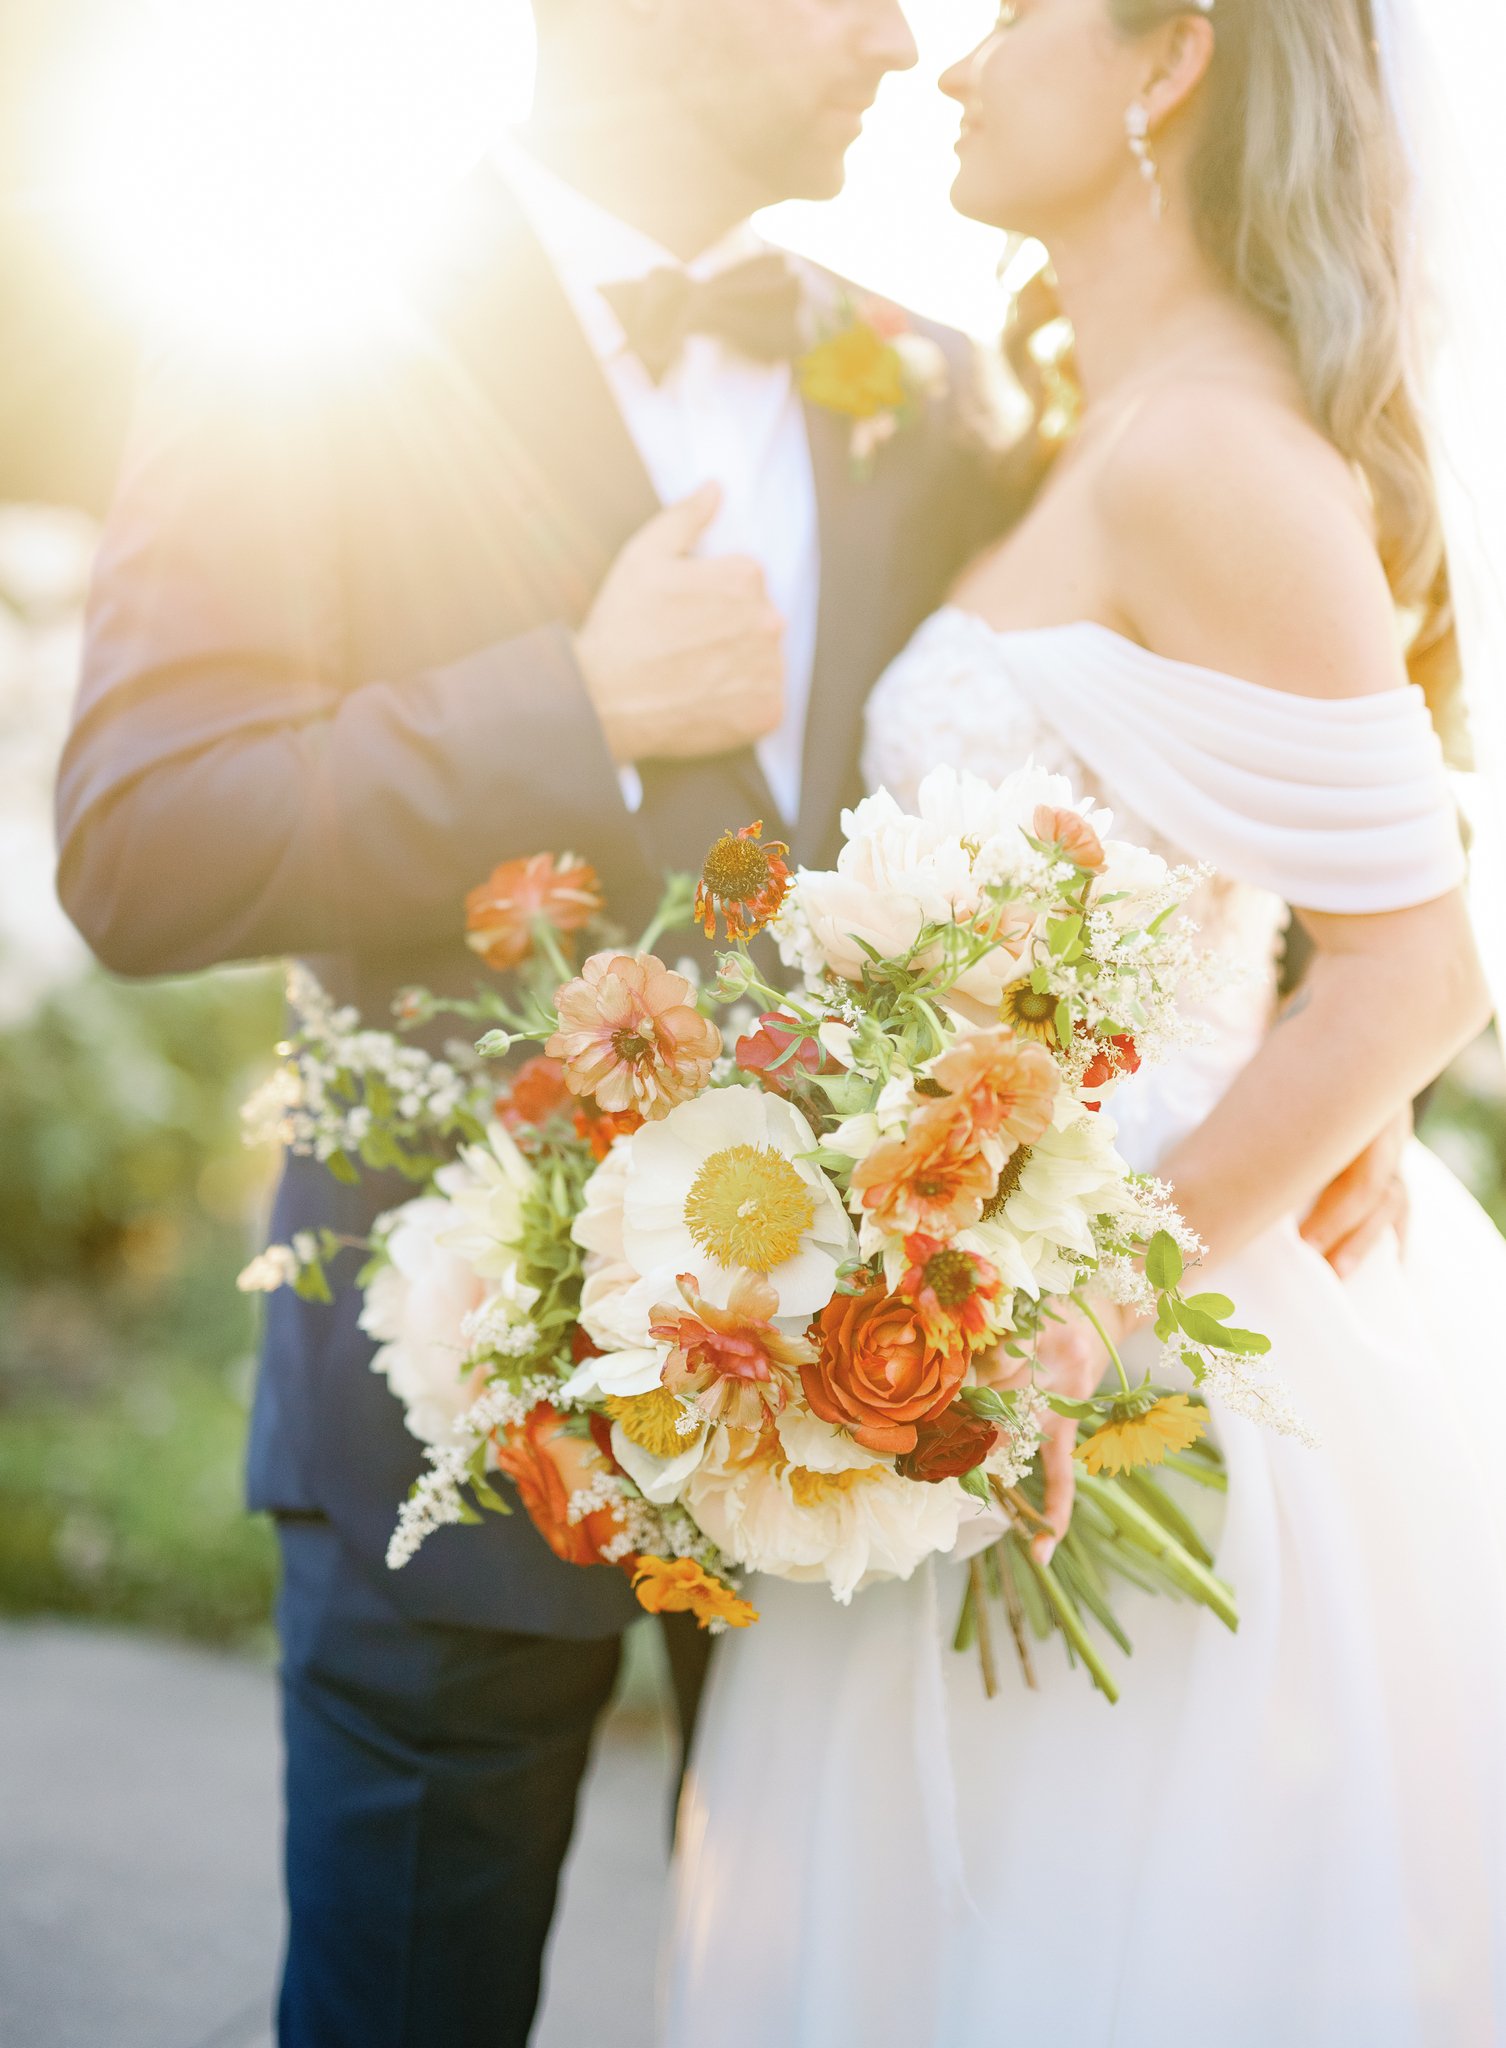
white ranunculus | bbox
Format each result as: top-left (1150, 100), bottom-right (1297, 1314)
top-left (434, 1122), bottom-right (535, 1280)
top-left (961, 1098), bottom-right (1139, 1297)
top-left (681, 1414), bottom-right (968, 1603)
top-left (614, 1086), bottom-right (854, 1319)
top-left (1098, 836), bottom-right (1175, 926)
top-left (360, 1196), bottom-right (493, 1446)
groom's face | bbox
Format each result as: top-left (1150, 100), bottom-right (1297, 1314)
top-left (652, 0), bottom-right (918, 204)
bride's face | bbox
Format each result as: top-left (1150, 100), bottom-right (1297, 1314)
top-left (941, 0), bottom-right (1149, 236)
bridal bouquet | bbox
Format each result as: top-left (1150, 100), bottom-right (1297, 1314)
top-left (243, 766), bottom-right (1277, 1701)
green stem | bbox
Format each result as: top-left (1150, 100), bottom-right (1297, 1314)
top-left (1020, 1543), bottom-right (1121, 1705)
top-left (1079, 1297), bottom-right (1133, 1397)
top-left (530, 917), bottom-right (573, 988)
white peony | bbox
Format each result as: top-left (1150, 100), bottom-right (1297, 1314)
top-left (778, 764), bottom-right (1112, 1003)
top-left (681, 1412), bottom-right (969, 1603)
top-left (360, 1197), bottom-right (493, 1447)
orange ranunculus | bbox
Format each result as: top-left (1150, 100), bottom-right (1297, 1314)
top-left (695, 822), bottom-right (792, 943)
top-left (798, 321), bottom-right (907, 419)
top-left (546, 952), bottom-right (721, 1119)
top-left (849, 1098), bottom-right (999, 1240)
top-left (802, 1283), bottom-right (970, 1456)
top-left (1033, 804), bottom-right (1106, 874)
top-left (631, 1556), bottom-right (759, 1630)
top-left (465, 853), bottom-right (604, 972)
top-left (572, 1098), bottom-right (646, 1161)
top-left (927, 1026), bottom-right (1058, 1150)
top-left (493, 1403), bottom-right (625, 1567)
top-left (495, 1055), bottom-right (571, 1135)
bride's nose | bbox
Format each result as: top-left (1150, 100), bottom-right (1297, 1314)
top-left (940, 41), bottom-right (987, 107)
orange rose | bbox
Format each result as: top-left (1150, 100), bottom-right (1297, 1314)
top-left (493, 1403), bottom-right (625, 1567)
top-left (802, 1284), bottom-right (970, 1456)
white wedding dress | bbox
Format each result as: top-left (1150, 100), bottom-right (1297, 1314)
top-left (661, 613), bottom-right (1506, 2047)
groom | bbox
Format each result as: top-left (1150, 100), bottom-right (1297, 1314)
top-left (55, 1), bottom-right (997, 2041)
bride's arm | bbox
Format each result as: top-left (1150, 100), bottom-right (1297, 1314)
top-left (1160, 892), bottom-right (1488, 1265)
top-left (1098, 386), bottom-right (1493, 1267)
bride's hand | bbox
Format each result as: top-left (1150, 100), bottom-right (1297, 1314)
top-left (981, 1298), bottom-right (1134, 1566)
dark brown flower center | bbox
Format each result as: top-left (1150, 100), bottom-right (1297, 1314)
top-left (1011, 989), bottom-right (1056, 1026)
top-left (702, 833), bottom-right (772, 903)
top-left (612, 1029), bottom-right (653, 1064)
top-left (982, 1145), bottom-right (1033, 1221)
top-left (914, 1077), bottom-right (947, 1099)
top-left (923, 1249), bottom-right (978, 1308)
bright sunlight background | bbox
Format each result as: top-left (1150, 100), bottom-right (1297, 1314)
top-left (48, 0), bottom-right (1008, 359)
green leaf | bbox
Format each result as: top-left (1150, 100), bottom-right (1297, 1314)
top-left (1054, 1000), bottom-right (1074, 1047)
top-left (1048, 914), bottom-right (1084, 959)
top-left (1181, 1347), bottom-right (1208, 1385)
top-left (1173, 1303), bottom-right (1235, 1348)
top-left (292, 1262), bottom-right (334, 1305)
top-left (1214, 1325), bottom-right (1272, 1357)
top-left (1145, 1230), bottom-right (1183, 1292)
top-left (325, 1150), bottom-right (360, 1186)
top-left (959, 1386), bottom-right (1013, 1423)
top-left (1030, 962), bottom-right (1052, 996)
top-left (1183, 1292), bottom-right (1235, 1321)
top-left (959, 1466), bottom-right (992, 1505)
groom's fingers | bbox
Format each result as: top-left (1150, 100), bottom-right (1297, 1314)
top-left (626, 481), bottom-right (725, 560)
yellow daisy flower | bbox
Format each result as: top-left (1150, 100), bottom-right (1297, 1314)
top-left (999, 978), bottom-right (1060, 1046)
top-left (1075, 1394), bottom-right (1208, 1476)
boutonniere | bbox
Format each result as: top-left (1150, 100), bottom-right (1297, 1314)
top-left (796, 293), bottom-right (950, 480)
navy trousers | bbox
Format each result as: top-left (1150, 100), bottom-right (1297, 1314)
top-left (274, 1517), bottom-right (705, 2047)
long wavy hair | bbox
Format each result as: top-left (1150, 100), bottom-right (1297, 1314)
top-left (1011, 0), bottom-right (1459, 730)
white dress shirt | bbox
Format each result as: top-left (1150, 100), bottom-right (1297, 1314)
top-left (499, 140), bottom-right (821, 826)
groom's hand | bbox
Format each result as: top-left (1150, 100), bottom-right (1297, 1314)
top-left (1299, 1106), bottom-right (1411, 1276)
top-left (574, 482), bottom-right (786, 767)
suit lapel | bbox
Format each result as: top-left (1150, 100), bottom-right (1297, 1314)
top-left (795, 394), bottom-right (916, 870)
top-left (423, 165), bottom-right (663, 606)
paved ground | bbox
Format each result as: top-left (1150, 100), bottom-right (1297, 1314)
top-left (0, 1622), bottom-right (673, 2048)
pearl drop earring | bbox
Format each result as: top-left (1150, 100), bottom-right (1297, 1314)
top-left (1125, 102), bottom-right (1165, 221)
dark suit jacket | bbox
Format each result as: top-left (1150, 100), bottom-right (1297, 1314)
top-left (56, 166), bottom-right (1005, 1635)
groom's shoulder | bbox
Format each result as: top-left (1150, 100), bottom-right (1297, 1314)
top-left (789, 253), bottom-right (977, 374)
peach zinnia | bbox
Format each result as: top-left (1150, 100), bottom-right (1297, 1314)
top-left (546, 952), bottom-right (721, 1119)
top-left (465, 853), bottom-right (604, 971)
top-left (695, 822), bottom-right (792, 943)
top-left (1033, 804), bottom-right (1106, 875)
top-left (897, 1233), bottom-right (1004, 1348)
top-left (928, 1025), bottom-right (1058, 1149)
top-left (652, 1270), bottom-right (812, 1433)
top-left (850, 1099), bottom-right (999, 1239)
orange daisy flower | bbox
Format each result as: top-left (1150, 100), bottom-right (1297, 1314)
top-left (896, 1233), bottom-right (1004, 1348)
top-left (1033, 804), bottom-right (1106, 874)
top-left (631, 1556), bottom-right (759, 1630)
top-left (695, 822), bottom-right (792, 943)
top-left (928, 1026), bottom-right (1058, 1149)
top-left (465, 853), bottom-right (604, 972)
top-left (850, 1099), bottom-right (999, 1240)
top-left (652, 1270), bottom-right (812, 1433)
top-left (546, 952), bottom-right (721, 1119)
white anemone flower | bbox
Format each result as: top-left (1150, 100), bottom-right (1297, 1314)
top-left (682, 1412), bottom-right (967, 1604)
top-left (608, 1414), bottom-right (711, 1504)
top-left (615, 1086), bottom-right (853, 1319)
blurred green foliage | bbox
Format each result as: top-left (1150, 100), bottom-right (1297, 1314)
top-left (0, 963), bottom-right (285, 1644)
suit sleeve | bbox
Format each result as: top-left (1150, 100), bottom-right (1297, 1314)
top-left (55, 348), bottom-right (644, 978)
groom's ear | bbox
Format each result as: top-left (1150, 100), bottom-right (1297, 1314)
top-left (1142, 14), bottom-right (1216, 127)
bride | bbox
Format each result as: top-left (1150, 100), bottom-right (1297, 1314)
top-left (663, 2), bottom-right (1506, 2042)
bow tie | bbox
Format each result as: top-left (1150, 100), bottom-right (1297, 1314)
top-left (601, 253), bottom-right (805, 383)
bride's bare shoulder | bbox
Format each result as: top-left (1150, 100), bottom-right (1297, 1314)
top-left (1093, 379), bottom-right (1408, 700)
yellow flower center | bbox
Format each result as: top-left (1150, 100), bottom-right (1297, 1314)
top-left (701, 832), bottom-right (773, 905)
top-left (787, 1465), bottom-right (885, 1509)
top-left (684, 1143), bottom-right (816, 1273)
top-left (604, 1390), bottom-right (696, 1462)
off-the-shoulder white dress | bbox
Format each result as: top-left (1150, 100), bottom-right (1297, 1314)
top-left (661, 615), bottom-right (1506, 2048)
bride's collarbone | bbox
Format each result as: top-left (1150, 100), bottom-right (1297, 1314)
top-left (952, 455), bottom-right (1128, 641)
